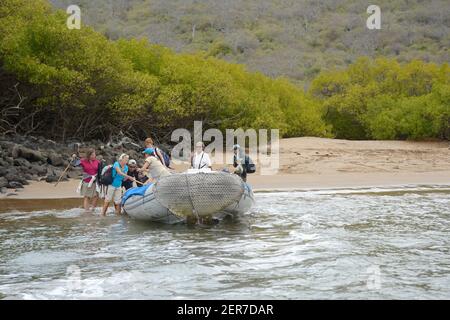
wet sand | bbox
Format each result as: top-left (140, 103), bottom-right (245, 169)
top-left (1, 137), bottom-right (449, 201)
top-left (2, 171), bottom-right (450, 201)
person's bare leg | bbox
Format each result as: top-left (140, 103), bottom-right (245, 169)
top-left (91, 196), bottom-right (98, 212)
top-left (114, 203), bottom-right (121, 215)
top-left (102, 200), bottom-right (110, 216)
top-left (83, 197), bottom-right (90, 212)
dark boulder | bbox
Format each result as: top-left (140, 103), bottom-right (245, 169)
top-left (6, 173), bottom-right (28, 185)
top-left (0, 140), bottom-right (16, 155)
top-left (45, 174), bottom-right (68, 183)
top-left (67, 167), bottom-right (83, 179)
top-left (42, 139), bottom-right (57, 150)
top-left (4, 172), bottom-right (18, 182)
top-left (10, 145), bottom-right (22, 158)
top-left (99, 154), bottom-right (115, 164)
top-left (11, 134), bottom-right (25, 144)
top-left (0, 177), bottom-right (8, 188)
top-left (122, 141), bottom-right (141, 152)
top-left (13, 157), bottom-right (31, 168)
top-left (29, 164), bottom-right (47, 176)
top-left (45, 175), bottom-right (59, 183)
top-left (11, 145), bottom-right (45, 162)
top-left (46, 165), bottom-right (62, 177)
top-left (128, 150), bottom-right (140, 161)
top-left (47, 152), bottom-right (64, 167)
top-left (8, 181), bottom-right (23, 189)
top-left (0, 157), bottom-right (8, 167)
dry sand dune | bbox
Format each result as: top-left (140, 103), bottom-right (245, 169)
top-left (277, 137), bottom-right (450, 175)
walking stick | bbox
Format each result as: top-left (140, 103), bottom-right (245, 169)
top-left (135, 180), bottom-right (145, 186)
top-left (54, 161), bottom-right (72, 187)
top-left (55, 144), bottom-right (79, 187)
top-left (124, 175), bottom-right (145, 186)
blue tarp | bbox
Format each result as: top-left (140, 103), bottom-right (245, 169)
top-left (121, 184), bottom-right (152, 206)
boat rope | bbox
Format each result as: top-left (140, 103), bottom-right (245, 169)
top-left (185, 173), bottom-right (200, 224)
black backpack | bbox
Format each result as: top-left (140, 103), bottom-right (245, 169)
top-left (245, 156), bottom-right (256, 174)
top-left (97, 161), bottom-right (115, 186)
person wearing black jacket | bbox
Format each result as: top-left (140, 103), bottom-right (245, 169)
top-left (233, 144), bottom-right (248, 182)
top-left (122, 159), bottom-right (148, 190)
top-left (232, 144), bottom-right (257, 182)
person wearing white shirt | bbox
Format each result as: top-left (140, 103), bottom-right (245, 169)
top-left (191, 141), bottom-right (212, 169)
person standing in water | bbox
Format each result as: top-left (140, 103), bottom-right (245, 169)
top-left (72, 148), bottom-right (100, 213)
top-left (191, 141), bottom-right (212, 169)
top-left (102, 153), bottom-right (135, 216)
top-left (233, 144), bottom-right (247, 182)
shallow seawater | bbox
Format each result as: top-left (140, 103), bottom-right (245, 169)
top-left (0, 185), bottom-right (449, 299)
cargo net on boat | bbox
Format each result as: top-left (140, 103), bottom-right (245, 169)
top-left (154, 172), bottom-right (245, 218)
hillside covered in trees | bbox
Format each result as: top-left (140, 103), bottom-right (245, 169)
top-left (0, 0), bottom-right (448, 143)
top-left (50, 0), bottom-right (450, 86)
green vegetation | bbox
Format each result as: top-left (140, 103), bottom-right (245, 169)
top-left (0, 0), bottom-right (328, 141)
top-left (50, 0), bottom-right (450, 85)
top-left (310, 58), bottom-right (449, 139)
top-left (0, 0), bottom-right (448, 142)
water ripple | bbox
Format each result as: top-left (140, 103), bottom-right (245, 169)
top-left (0, 185), bottom-right (449, 299)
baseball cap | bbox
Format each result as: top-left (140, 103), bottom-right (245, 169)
top-left (142, 148), bottom-right (155, 154)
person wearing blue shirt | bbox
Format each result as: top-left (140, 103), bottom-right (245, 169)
top-left (102, 153), bottom-right (134, 216)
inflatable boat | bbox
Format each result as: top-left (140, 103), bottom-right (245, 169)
top-left (122, 170), bottom-right (255, 224)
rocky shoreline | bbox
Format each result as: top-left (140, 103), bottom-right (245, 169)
top-left (0, 134), bottom-right (147, 196)
top-left (2, 134), bottom-right (450, 199)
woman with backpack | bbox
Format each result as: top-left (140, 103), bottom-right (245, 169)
top-left (72, 148), bottom-right (100, 213)
top-left (144, 137), bottom-right (170, 167)
top-left (101, 153), bottom-right (136, 216)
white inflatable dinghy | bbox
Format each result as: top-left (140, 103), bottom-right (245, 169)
top-left (122, 171), bottom-right (255, 224)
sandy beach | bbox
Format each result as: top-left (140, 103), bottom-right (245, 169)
top-left (2, 137), bottom-right (449, 200)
